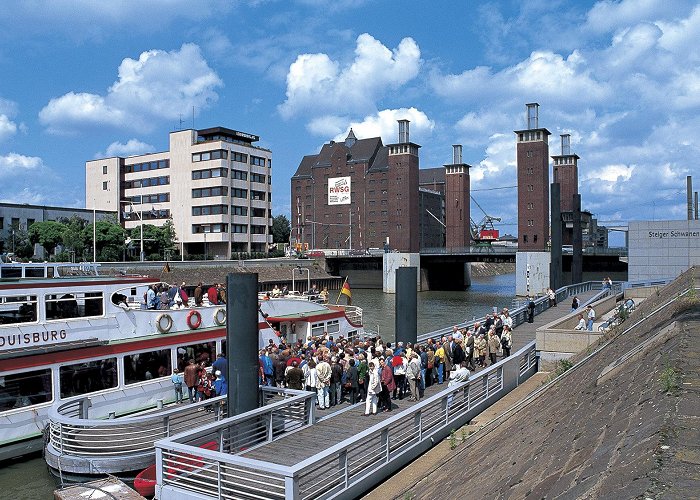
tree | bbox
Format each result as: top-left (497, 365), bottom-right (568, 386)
top-left (3, 227), bottom-right (33, 259)
top-left (28, 221), bottom-right (66, 257)
top-left (127, 219), bottom-right (178, 260)
top-left (60, 216), bottom-right (89, 260)
top-left (271, 214), bottom-right (291, 243)
top-left (84, 220), bottom-right (126, 262)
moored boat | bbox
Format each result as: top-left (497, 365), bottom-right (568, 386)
top-left (0, 261), bottom-right (363, 463)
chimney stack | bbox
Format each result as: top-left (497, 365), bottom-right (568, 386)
top-left (398, 119), bottom-right (410, 144)
top-left (688, 176), bottom-right (693, 220)
top-left (561, 134), bottom-right (571, 156)
top-left (526, 103), bottom-right (539, 129)
top-left (452, 144), bottom-right (462, 165)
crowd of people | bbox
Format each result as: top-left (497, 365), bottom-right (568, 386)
top-left (144, 281), bottom-right (227, 310)
top-left (171, 353), bottom-right (229, 404)
top-left (252, 308), bottom-right (516, 415)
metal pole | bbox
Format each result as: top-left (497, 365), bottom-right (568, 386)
top-left (93, 204), bottom-right (97, 263)
top-left (349, 209), bottom-right (352, 250)
top-left (140, 195), bottom-right (144, 262)
top-left (395, 267), bottom-right (417, 346)
top-left (227, 273), bottom-right (259, 416)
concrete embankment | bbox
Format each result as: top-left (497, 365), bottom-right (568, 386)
top-left (366, 266), bottom-right (700, 499)
top-left (470, 261), bottom-right (515, 277)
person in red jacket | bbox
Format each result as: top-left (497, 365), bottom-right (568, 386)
top-left (379, 357), bottom-right (396, 412)
top-left (207, 284), bottom-right (218, 305)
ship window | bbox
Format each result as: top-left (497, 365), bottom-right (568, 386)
top-left (176, 342), bottom-right (216, 372)
top-left (0, 295), bottom-right (37, 325)
top-left (311, 322), bottom-right (325, 338)
top-left (0, 368), bottom-right (52, 411)
top-left (59, 358), bottom-right (117, 398)
top-left (124, 349), bottom-right (172, 385)
top-left (46, 292), bottom-right (104, 320)
top-left (326, 319), bottom-right (340, 335)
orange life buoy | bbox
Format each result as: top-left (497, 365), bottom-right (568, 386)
top-left (187, 310), bottom-right (202, 329)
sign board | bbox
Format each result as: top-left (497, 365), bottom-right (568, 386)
top-left (328, 177), bottom-right (351, 205)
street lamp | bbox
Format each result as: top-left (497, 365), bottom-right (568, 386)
top-left (294, 265), bottom-right (310, 293)
top-left (120, 195), bottom-right (146, 262)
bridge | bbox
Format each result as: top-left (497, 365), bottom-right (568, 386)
top-left (153, 281), bottom-right (611, 500)
top-left (322, 246), bottom-right (628, 290)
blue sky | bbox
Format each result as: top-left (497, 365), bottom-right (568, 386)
top-left (0, 0), bottom-right (698, 241)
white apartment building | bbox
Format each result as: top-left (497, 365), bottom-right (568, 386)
top-left (86, 127), bottom-right (273, 259)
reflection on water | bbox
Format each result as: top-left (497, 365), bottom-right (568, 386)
top-left (354, 273), bottom-right (516, 341)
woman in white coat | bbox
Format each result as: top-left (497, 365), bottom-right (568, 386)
top-left (363, 361), bottom-right (382, 416)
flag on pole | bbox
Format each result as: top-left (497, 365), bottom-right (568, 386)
top-left (340, 280), bottom-right (352, 305)
top-left (335, 277), bottom-right (352, 305)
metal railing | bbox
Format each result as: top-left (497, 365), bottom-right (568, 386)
top-left (156, 342), bottom-right (538, 500)
top-left (417, 280), bottom-right (616, 345)
top-left (47, 396), bottom-right (228, 458)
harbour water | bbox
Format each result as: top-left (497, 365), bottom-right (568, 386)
top-left (2, 272), bottom-right (516, 499)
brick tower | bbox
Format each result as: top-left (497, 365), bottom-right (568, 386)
top-left (515, 103), bottom-right (551, 251)
top-left (551, 134), bottom-right (579, 213)
top-left (387, 119), bottom-right (420, 252)
top-left (444, 145), bottom-right (471, 249)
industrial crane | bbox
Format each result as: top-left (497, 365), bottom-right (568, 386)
top-left (470, 195), bottom-right (501, 244)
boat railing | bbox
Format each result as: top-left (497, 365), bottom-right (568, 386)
top-left (155, 342), bottom-right (538, 500)
top-left (328, 304), bottom-right (363, 326)
top-left (47, 395), bottom-right (228, 458)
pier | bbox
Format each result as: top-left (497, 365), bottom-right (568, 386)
top-left (154, 282), bottom-right (609, 499)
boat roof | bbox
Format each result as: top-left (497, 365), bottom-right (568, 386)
top-left (0, 275), bottom-right (155, 291)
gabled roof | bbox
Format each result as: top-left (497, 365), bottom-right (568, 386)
top-left (292, 136), bottom-right (386, 178)
top-left (419, 167), bottom-right (446, 186)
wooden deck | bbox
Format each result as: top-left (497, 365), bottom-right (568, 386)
top-left (240, 290), bottom-right (599, 466)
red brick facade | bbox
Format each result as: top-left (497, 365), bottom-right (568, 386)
top-left (444, 164), bottom-right (470, 248)
top-left (516, 127), bottom-right (550, 251)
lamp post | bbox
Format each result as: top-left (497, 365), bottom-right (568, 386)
top-left (296, 265), bottom-right (310, 293)
top-left (120, 195), bottom-right (146, 262)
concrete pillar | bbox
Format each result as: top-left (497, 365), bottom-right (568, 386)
top-left (395, 267), bottom-right (417, 347)
top-left (572, 194), bottom-right (583, 284)
top-left (383, 253), bottom-right (421, 293)
top-left (227, 273), bottom-right (259, 416)
top-left (463, 262), bottom-right (472, 288)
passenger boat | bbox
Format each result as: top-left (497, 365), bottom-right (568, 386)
top-left (0, 261), bottom-right (364, 462)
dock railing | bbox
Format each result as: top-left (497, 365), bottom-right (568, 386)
top-left (156, 342), bottom-right (538, 500)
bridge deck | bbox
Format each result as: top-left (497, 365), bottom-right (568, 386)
top-left (239, 289), bottom-right (598, 466)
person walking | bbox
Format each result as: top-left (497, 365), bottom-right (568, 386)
top-left (571, 296), bottom-right (580, 312)
top-left (379, 358), bottom-right (395, 412)
top-left (488, 329), bottom-right (501, 365)
top-left (183, 359), bottom-right (199, 403)
top-left (316, 357), bottom-right (331, 409)
top-left (407, 353), bottom-right (421, 402)
top-left (527, 297), bottom-right (535, 323)
top-left (501, 325), bottom-right (513, 358)
top-left (586, 305), bottom-right (596, 331)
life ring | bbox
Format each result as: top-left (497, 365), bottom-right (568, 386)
top-left (156, 313), bottom-right (173, 333)
top-left (213, 308), bottom-right (226, 326)
top-left (187, 310), bottom-right (202, 330)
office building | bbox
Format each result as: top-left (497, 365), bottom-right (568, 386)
top-left (86, 127), bottom-right (273, 259)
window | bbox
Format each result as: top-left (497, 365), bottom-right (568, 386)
top-left (26, 218), bottom-right (35, 229)
top-left (192, 223), bottom-right (228, 233)
top-left (534, 234), bottom-right (538, 243)
top-left (523, 235), bottom-right (528, 243)
top-left (250, 225), bottom-right (266, 234)
top-left (127, 193), bottom-right (170, 204)
top-left (232, 169), bottom-right (248, 181)
top-left (250, 155), bottom-right (266, 166)
top-left (124, 176), bottom-right (170, 189)
top-left (232, 188), bottom-right (248, 199)
top-left (232, 224), bottom-right (248, 233)
top-left (0, 295), bottom-right (37, 325)
top-left (0, 368), bottom-right (52, 410)
top-left (46, 292), bottom-right (103, 320)
top-left (251, 190), bottom-right (266, 201)
top-left (102, 165), bottom-right (108, 174)
top-left (124, 160), bottom-right (169, 173)
top-left (526, 151), bottom-right (533, 158)
top-left (175, 342), bottom-right (216, 371)
top-left (124, 349), bottom-right (172, 385)
top-left (311, 322), bottom-right (325, 338)
top-left (192, 186), bottom-right (228, 198)
top-left (326, 319), bottom-right (340, 335)
top-left (250, 173), bottom-right (266, 184)
top-left (102, 181), bottom-right (108, 190)
top-left (251, 208), bottom-right (266, 218)
top-left (192, 149), bottom-right (228, 162)
top-left (231, 152), bottom-right (248, 163)
top-left (192, 168), bottom-right (227, 180)
top-left (60, 358), bottom-right (117, 398)
top-left (192, 205), bottom-right (228, 216)
top-left (231, 206), bottom-right (248, 216)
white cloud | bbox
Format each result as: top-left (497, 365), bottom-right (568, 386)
top-left (39, 44), bottom-right (223, 134)
top-left (584, 0), bottom-right (680, 34)
top-left (584, 164), bottom-right (634, 183)
top-left (0, 152), bottom-right (42, 173)
top-left (328, 108), bottom-right (434, 145)
top-left (0, 114), bottom-right (18, 141)
top-left (97, 139), bottom-right (156, 159)
top-left (279, 34), bottom-right (421, 119)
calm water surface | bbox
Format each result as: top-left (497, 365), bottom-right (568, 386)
top-left (3, 273), bottom-right (515, 498)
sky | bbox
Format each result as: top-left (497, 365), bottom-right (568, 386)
top-left (0, 0), bottom-right (698, 244)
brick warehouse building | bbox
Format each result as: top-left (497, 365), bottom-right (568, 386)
top-left (291, 120), bottom-right (423, 253)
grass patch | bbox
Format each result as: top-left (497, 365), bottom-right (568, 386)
top-left (659, 362), bottom-right (680, 394)
top-left (449, 429), bottom-right (456, 450)
top-left (554, 359), bottom-right (573, 376)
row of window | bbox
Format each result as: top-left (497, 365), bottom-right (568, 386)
top-left (192, 187), bottom-right (228, 198)
top-left (519, 131), bottom-right (543, 142)
top-left (124, 160), bottom-right (169, 173)
top-left (125, 193), bottom-right (170, 204)
top-left (190, 206), bottom-right (272, 219)
top-left (124, 176), bottom-right (169, 189)
top-left (192, 149), bottom-right (271, 168)
top-left (192, 223), bottom-right (228, 233)
top-left (0, 292), bottom-right (104, 326)
top-left (0, 342), bottom-right (217, 410)
top-left (554, 157), bottom-right (575, 165)
top-left (192, 168), bottom-right (227, 180)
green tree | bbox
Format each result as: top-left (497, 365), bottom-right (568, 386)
top-left (28, 220), bottom-right (66, 257)
top-left (271, 214), bottom-right (291, 243)
top-left (60, 216), bottom-right (89, 260)
top-left (4, 227), bottom-right (33, 259)
top-left (127, 219), bottom-right (178, 260)
top-left (84, 220), bottom-right (126, 262)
